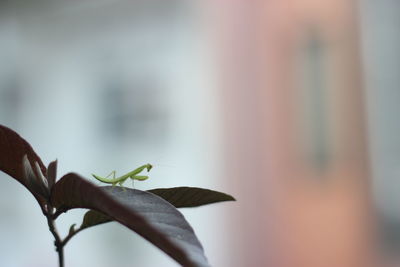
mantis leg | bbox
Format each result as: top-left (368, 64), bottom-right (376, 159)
top-left (131, 175), bottom-right (149, 181)
top-left (105, 171), bottom-right (116, 179)
top-left (128, 164), bottom-right (152, 177)
top-left (118, 180), bottom-right (128, 191)
top-left (129, 175), bottom-right (148, 188)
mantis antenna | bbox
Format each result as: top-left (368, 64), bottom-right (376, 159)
top-left (92, 164), bottom-right (152, 187)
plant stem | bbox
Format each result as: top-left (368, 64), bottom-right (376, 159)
top-left (46, 208), bottom-right (64, 267)
top-left (61, 227), bottom-right (83, 247)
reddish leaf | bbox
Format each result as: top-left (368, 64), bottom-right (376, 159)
top-left (51, 173), bottom-right (210, 267)
top-left (148, 187), bottom-right (236, 208)
top-left (80, 187), bottom-right (235, 231)
top-left (46, 160), bottom-right (57, 190)
top-left (22, 155), bottom-right (50, 199)
top-left (80, 210), bottom-right (111, 229)
top-left (0, 125), bottom-right (48, 205)
top-left (0, 125), bottom-right (46, 183)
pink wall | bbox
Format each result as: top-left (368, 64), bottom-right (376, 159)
top-left (214, 0), bottom-right (377, 266)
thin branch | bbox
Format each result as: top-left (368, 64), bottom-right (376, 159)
top-left (61, 226), bottom-right (84, 247)
top-left (52, 207), bottom-right (66, 220)
top-left (46, 208), bottom-right (64, 267)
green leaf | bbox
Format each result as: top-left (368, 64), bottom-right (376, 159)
top-left (0, 124), bottom-right (48, 206)
top-left (148, 187), bottom-right (236, 208)
top-left (51, 173), bottom-right (210, 267)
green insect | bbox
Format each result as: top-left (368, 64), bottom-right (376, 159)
top-left (92, 164), bottom-right (153, 187)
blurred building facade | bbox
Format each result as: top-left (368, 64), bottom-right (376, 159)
top-left (216, 0), bottom-right (397, 266)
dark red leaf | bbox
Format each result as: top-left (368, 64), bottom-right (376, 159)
top-left (79, 187), bottom-right (235, 231)
top-left (51, 173), bottom-right (210, 267)
top-left (46, 160), bottom-right (57, 190)
top-left (22, 155), bottom-right (50, 198)
top-left (148, 187), bottom-right (236, 208)
top-left (80, 210), bottom-right (111, 229)
top-left (0, 125), bottom-right (48, 205)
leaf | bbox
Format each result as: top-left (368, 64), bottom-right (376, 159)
top-left (51, 173), bottom-right (210, 267)
top-left (68, 224), bottom-right (76, 235)
top-left (46, 160), bottom-right (58, 190)
top-left (80, 187), bottom-right (236, 231)
top-left (22, 155), bottom-right (50, 199)
top-left (81, 210), bottom-right (111, 229)
top-left (0, 125), bottom-right (48, 205)
top-left (148, 187), bottom-right (236, 208)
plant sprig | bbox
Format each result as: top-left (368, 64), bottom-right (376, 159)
top-left (0, 124), bottom-right (235, 267)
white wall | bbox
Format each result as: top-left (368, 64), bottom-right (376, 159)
top-left (0, 1), bottom-right (228, 266)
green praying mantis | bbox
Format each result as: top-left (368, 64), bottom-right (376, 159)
top-left (92, 164), bottom-right (153, 187)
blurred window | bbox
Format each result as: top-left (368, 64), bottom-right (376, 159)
top-left (299, 30), bottom-right (331, 172)
top-left (99, 75), bottom-right (170, 145)
top-left (0, 71), bottom-right (22, 125)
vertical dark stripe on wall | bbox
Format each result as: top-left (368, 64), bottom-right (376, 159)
top-left (304, 30), bottom-right (330, 172)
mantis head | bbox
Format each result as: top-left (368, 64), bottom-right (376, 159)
top-left (146, 164), bottom-right (153, 172)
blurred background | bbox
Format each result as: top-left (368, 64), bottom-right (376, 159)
top-left (0, 0), bottom-right (399, 266)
